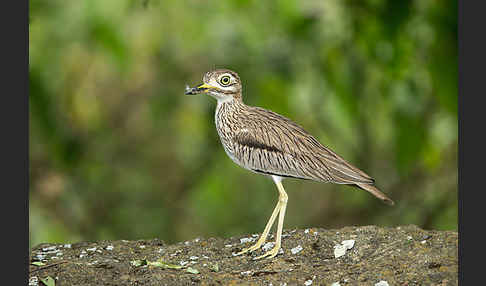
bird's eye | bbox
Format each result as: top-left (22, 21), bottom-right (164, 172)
top-left (219, 75), bottom-right (231, 86)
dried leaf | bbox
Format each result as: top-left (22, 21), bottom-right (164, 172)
top-left (131, 259), bottom-right (147, 267)
top-left (147, 259), bottom-right (183, 269)
top-left (40, 276), bottom-right (55, 286)
top-left (186, 267), bottom-right (199, 274)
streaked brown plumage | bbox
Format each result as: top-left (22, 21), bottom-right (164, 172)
top-left (186, 69), bottom-right (394, 259)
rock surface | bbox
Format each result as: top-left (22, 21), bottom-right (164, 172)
top-left (29, 225), bottom-right (457, 285)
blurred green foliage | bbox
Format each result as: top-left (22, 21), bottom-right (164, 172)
top-left (29, 0), bottom-right (457, 247)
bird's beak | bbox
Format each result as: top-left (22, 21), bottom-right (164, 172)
top-left (185, 83), bottom-right (216, 95)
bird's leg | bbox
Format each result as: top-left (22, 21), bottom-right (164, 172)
top-left (235, 194), bottom-right (282, 256)
top-left (254, 177), bottom-right (288, 259)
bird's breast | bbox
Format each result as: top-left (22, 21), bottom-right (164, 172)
top-left (215, 102), bottom-right (241, 165)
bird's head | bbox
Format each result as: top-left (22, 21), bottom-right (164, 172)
top-left (185, 69), bottom-right (242, 102)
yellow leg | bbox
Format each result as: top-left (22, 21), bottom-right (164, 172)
top-left (235, 195), bottom-right (281, 255)
top-left (235, 176), bottom-right (288, 259)
top-left (254, 177), bottom-right (288, 259)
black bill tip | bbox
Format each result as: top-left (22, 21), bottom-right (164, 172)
top-left (184, 85), bottom-right (196, 95)
top-left (184, 84), bottom-right (209, 95)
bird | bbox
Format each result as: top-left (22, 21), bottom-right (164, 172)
top-left (185, 69), bottom-right (394, 259)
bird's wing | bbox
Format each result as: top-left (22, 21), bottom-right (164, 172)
top-left (232, 106), bottom-right (374, 184)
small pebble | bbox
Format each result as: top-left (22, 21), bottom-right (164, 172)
top-left (63, 244), bottom-right (72, 248)
top-left (225, 244), bottom-right (232, 248)
top-left (189, 256), bottom-right (199, 260)
top-left (262, 242), bottom-right (275, 251)
top-left (334, 239), bottom-right (356, 258)
top-left (375, 281), bottom-right (389, 286)
top-left (240, 237), bottom-right (254, 244)
top-left (291, 245), bottom-right (303, 254)
top-left (241, 270), bottom-right (252, 276)
top-left (35, 254), bottom-right (46, 261)
top-left (106, 245), bottom-right (114, 251)
top-left (331, 283), bottom-right (341, 286)
top-left (180, 261), bottom-right (189, 266)
top-left (304, 279), bottom-right (313, 285)
top-left (42, 246), bottom-right (57, 252)
top-left (86, 247), bottom-right (97, 252)
top-left (43, 250), bottom-right (60, 255)
top-left (342, 240), bottom-right (355, 250)
top-left (29, 276), bottom-right (38, 286)
top-left (334, 244), bottom-right (347, 258)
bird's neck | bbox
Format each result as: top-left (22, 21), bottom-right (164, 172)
top-left (216, 94), bottom-right (244, 110)
top-left (215, 96), bottom-right (244, 130)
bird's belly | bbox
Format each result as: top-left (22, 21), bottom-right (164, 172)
top-left (218, 135), bottom-right (242, 166)
top-left (216, 130), bottom-right (251, 172)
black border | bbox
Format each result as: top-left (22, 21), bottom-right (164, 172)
top-left (3, 0), bottom-right (29, 284)
top-left (458, 1), bottom-right (482, 284)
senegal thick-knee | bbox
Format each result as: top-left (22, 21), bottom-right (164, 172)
top-left (185, 69), bottom-right (394, 259)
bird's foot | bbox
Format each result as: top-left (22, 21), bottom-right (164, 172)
top-left (253, 244), bottom-right (281, 260)
top-left (235, 241), bottom-right (264, 256)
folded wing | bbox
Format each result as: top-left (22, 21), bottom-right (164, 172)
top-left (232, 106), bottom-right (374, 184)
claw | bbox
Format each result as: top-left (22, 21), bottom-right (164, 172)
top-left (253, 246), bottom-right (281, 260)
top-left (235, 242), bottom-right (263, 256)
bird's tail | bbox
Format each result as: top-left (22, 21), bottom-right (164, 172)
top-left (355, 183), bottom-right (395, 206)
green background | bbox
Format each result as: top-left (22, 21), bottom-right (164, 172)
top-left (29, 0), bottom-right (457, 247)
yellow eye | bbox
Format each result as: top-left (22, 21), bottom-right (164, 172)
top-left (220, 75), bottom-right (231, 86)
